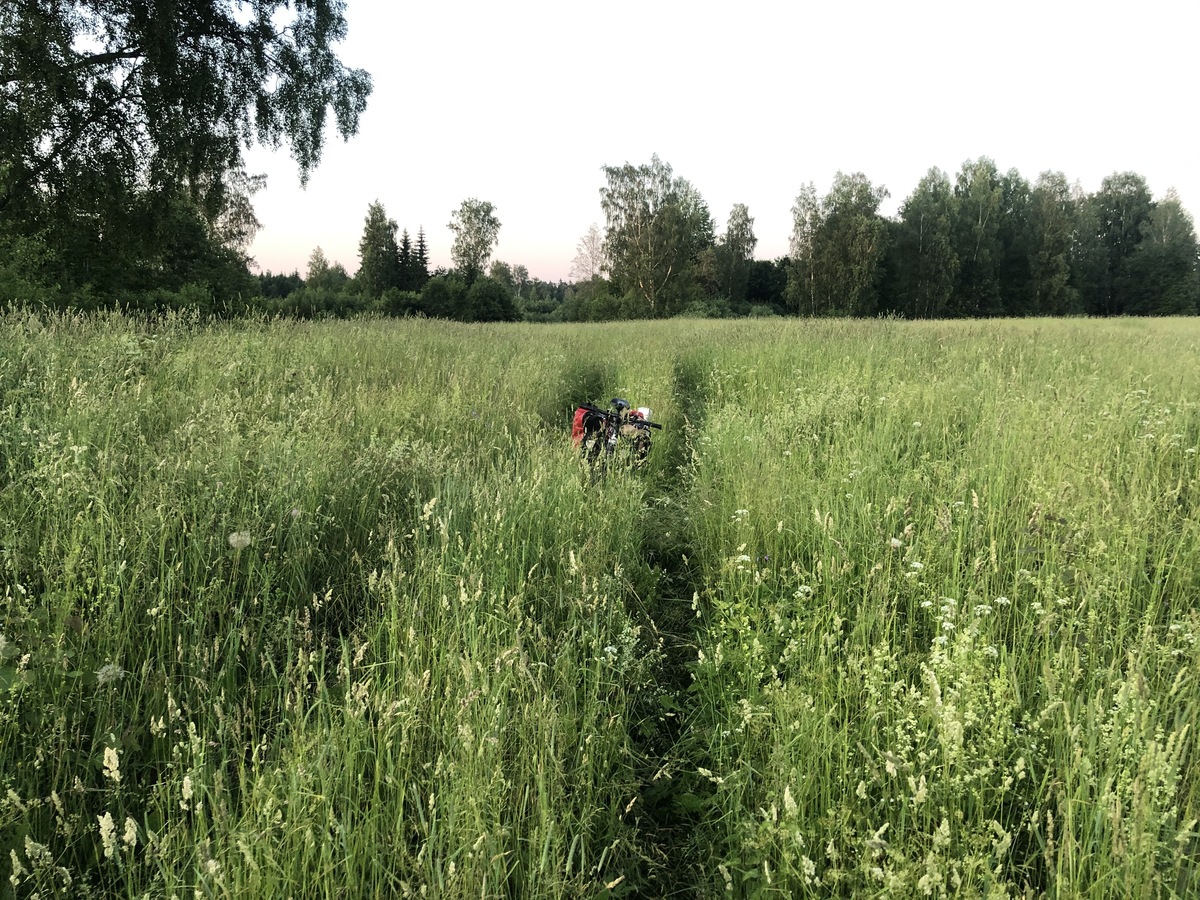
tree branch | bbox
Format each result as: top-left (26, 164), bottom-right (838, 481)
top-left (65, 47), bottom-right (143, 71)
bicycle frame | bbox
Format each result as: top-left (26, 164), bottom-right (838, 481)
top-left (578, 398), bottom-right (661, 473)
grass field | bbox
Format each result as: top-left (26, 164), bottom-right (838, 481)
top-left (2, 310), bottom-right (1199, 898)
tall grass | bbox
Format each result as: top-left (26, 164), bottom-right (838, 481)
top-left (679, 318), bottom-right (1200, 896)
top-left (2, 311), bottom-right (1198, 897)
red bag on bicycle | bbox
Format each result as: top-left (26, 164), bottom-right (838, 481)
top-left (571, 407), bottom-right (587, 445)
top-left (571, 406), bottom-right (603, 446)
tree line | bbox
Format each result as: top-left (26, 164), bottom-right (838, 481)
top-left (572, 155), bottom-right (1199, 320)
top-left (303, 157), bottom-right (1197, 323)
top-left (794, 163), bottom-right (1200, 319)
top-left (2, 4), bottom-right (1196, 320)
top-left (254, 197), bottom-right (569, 322)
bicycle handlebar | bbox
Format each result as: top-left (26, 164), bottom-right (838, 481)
top-left (580, 403), bottom-right (663, 429)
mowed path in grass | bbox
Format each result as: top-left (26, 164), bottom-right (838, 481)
top-left (2, 311), bottom-right (1199, 897)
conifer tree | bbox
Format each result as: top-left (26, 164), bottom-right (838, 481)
top-left (398, 229), bottom-right (415, 290)
top-left (414, 228), bottom-right (430, 287)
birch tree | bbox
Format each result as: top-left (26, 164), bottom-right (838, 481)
top-left (599, 155), bottom-right (713, 315)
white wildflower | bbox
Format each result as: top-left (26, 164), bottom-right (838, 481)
top-left (103, 747), bottom-right (121, 785)
top-left (23, 836), bottom-right (52, 867)
top-left (909, 561), bottom-right (923, 571)
top-left (783, 785), bottom-right (797, 817)
top-left (98, 812), bottom-right (117, 858)
top-left (889, 537), bottom-right (903, 549)
top-left (909, 774), bottom-right (928, 805)
top-left (227, 531), bottom-right (251, 550)
top-left (420, 496), bottom-right (438, 521)
top-left (719, 863), bottom-right (733, 892)
top-left (10, 847), bottom-right (28, 885)
top-left (994, 596), bottom-right (1010, 606)
top-left (95, 662), bottom-right (125, 686)
top-left (932, 817), bottom-right (951, 849)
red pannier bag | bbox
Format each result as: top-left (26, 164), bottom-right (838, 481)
top-left (571, 406), bottom-right (589, 446)
top-left (572, 406), bottom-right (604, 446)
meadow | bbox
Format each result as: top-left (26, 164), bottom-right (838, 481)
top-left (1, 310), bottom-right (1198, 898)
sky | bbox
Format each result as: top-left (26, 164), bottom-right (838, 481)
top-left (245, 0), bottom-right (1200, 284)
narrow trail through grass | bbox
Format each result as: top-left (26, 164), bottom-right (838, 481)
top-left (620, 349), bottom-right (718, 896)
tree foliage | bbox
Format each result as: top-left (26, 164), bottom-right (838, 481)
top-left (1029, 171), bottom-right (1080, 315)
top-left (0, 0), bottom-right (371, 300)
top-left (599, 155), bottom-right (714, 315)
top-left (489, 261), bottom-right (529, 300)
top-left (1076, 172), bottom-right (1156, 315)
top-left (950, 158), bottom-right (1005, 316)
top-left (569, 223), bottom-right (605, 283)
top-left (448, 199), bottom-right (501, 281)
top-left (996, 169), bottom-right (1034, 315)
top-left (787, 173), bottom-right (889, 316)
top-left (785, 182), bottom-right (821, 315)
top-left (357, 201), bottom-right (400, 300)
top-left (1122, 190), bottom-right (1200, 315)
top-left (887, 167), bottom-right (959, 318)
top-left (715, 203), bottom-right (757, 303)
top-left (464, 276), bottom-right (518, 322)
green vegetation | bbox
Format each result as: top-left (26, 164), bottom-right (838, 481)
top-left (3, 8), bottom-right (1198, 320)
top-left (0, 0), bottom-right (371, 310)
top-left (3, 312), bottom-right (1199, 897)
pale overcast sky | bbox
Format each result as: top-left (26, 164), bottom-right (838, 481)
top-left (245, 0), bottom-right (1199, 283)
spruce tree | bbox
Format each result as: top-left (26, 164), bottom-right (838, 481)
top-left (414, 228), bottom-right (430, 288)
top-left (398, 229), bottom-right (415, 290)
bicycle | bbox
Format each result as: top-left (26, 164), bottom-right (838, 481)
top-left (572, 398), bottom-right (663, 474)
